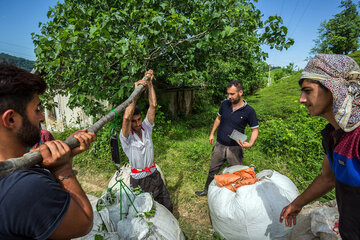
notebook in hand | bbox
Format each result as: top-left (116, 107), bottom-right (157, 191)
top-left (229, 129), bottom-right (247, 143)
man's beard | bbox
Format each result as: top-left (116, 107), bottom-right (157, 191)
top-left (16, 115), bottom-right (40, 148)
top-left (231, 97), bottom-right (241, 104)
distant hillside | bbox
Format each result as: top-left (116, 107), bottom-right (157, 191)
top-left (247, 71), bottom-right (302, 121)
top-left (0, 53), bottom-right (34, 72)
top-left (349, 50), bottom-right (360, 67)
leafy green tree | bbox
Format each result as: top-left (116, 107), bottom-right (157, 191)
top-left (311, 0), bottom-right (360, 55)
top-left (285, 62), bottom-right (297, 73)
top-left (273, 69), bottom-right (285, 82)
top-left (33, 0), bottom-right (294, 116)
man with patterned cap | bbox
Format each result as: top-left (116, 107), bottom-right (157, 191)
top-left (280, 54), bottom-right (360, 239)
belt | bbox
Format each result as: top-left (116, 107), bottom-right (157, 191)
top-left (131, 161), bottom-right (156, 174)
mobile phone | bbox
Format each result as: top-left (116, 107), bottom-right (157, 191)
top-left (229, 129), bottom-right (247, 143)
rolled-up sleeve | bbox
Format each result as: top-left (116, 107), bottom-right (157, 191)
top-left (119, 130), bottom-right (130, 150)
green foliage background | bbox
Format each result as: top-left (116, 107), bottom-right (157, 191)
top-left (349, 50), bottom-right (360, 66)
top-left (32, 0), bottom-right (293, 116)
top-left (311, 0), bottom-right (360, 55)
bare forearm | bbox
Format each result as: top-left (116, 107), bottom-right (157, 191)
top-left (146, 83), bottom-right (157, 124)
top-left (292, 174), bottom-right (335, 208)
top-left (54, 168), bottom-right (92, 221)
top-left (293, 155), bottom-right (335, 208)
top-left (124, 100), bottom-right (137, 120)
top-left (210, 117), bottom-right (221, 135)
top-left (50, 166), bottom-right (93, 238)
top-left (148, 83), bottom-right (157, 108)
top-left (280, 155), bottom-right (335, 227)
top-left (122, 100), bottom-right (138, 138)
top-left (248, 128), bottom-right (259, 146)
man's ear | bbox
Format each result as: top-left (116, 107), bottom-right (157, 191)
top-left (1, 109), bottom-right (18, 129)
top-left (239, 89), bottom-right (244, 96)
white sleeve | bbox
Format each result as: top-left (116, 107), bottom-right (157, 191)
top-left (142, 118), bottom-right (154, 133)
top-left (119, 130), bottom-right (130, 150)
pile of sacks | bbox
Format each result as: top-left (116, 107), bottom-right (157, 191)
top-left (290, 200), bottom-right (341, 240)
top-left (208, 165), bottom-right (299, 240)
top-left (80, 165), bottom-right (184, 240)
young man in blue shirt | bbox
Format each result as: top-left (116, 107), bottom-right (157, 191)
top-left (195, 80), bottom-right (259, 196)
top-left (280, 54), bottom-right (360, 240)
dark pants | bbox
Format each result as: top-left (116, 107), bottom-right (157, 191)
top-left (336, 180), bottom-right (360, 240)
top-left (209, 141), bottom-right (244, 174)
top-left (130, 170), bottom-right (173, 213)
top-left (201, 142), bottom-right (244, 190)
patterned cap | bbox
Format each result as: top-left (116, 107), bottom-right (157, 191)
top-left (300, 54), bottom-right (360, 132)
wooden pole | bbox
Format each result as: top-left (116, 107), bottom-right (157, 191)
top-left (0, 74), bottom-right (151, 177)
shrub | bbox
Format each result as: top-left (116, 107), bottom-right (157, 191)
top-left (255, 105), bottom-right (334, 199)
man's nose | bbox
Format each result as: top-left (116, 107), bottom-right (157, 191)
top-left (299, 93), bottom-right (306, 104)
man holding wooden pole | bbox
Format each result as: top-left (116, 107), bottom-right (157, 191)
top-left (120, 70), bottom-right (173, 212)
top-left (0, 62), bottom-right (96, 239)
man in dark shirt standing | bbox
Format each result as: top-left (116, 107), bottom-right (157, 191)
top-left (195, 80), bottom-right (259, 196)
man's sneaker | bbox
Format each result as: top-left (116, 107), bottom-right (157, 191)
top-left (195, 190), bottom-right (207, 196)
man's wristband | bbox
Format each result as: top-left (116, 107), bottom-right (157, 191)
top-left (58, 170), bottom-right (78, 181)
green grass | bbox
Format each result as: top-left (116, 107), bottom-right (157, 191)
top-left (246, 71), bottom-right (302, 121)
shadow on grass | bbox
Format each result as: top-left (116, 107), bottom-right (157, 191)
top-left (168, 171), bottom-right (185, 218)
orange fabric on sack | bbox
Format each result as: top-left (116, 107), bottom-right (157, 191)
top-left (214, 168), bottom-right (258, 192)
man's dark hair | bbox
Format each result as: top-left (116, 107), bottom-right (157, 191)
top-left (299, 78), bottom-right (328, 91)
top-left (133, 105), bottom-right (141, 116)
top-left (227, 80), bottom-right (243, 91)
top-left (0, 61), bottom-right (47, 116)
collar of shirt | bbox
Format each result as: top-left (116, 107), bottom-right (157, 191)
top-left (130, 127), bottom-right (144, 135)
top-left (130, 127), bottom-right (145, 143)
top-left (230, 99), bottom-right (247, 112)
top-left (321, 123), bottom-right (345, 146)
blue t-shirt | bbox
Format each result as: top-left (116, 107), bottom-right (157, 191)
top-left (321, 124), bottom-right (360, 186)
top-left (216, 99), bottom-right (259, 146)
top-left (0, 167), bottom-right (70, 240)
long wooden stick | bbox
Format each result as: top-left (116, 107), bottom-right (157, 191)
top-left (0, 74), bottom-right (150, 177)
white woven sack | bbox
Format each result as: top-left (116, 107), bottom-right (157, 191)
top-left (77, 195), bottom-right (120, 240)
top-left (117, 192), bottom-right (185, 240)
top-left (108, 164), bottom-right (166, 191)
top-left (208, 165), bottom-right (299, 240)
top-left (80, 191), bottom-right (184, 240)
top-left (108, 164), bottom-right (132, 189)
top-left (311, 207), bottom-right (339, 239)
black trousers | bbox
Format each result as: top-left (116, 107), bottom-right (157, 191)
top-left (336, 180), bottom-right (360, 240)
top-left (130, 170), bottom-right (173, 213)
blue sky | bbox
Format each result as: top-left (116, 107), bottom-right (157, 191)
top-left (0, 0), bottom-right (58, 60)
top-left (255, 0), bottom-right (342, 69)
top-left (0, 0), bottom-right (347, 69)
